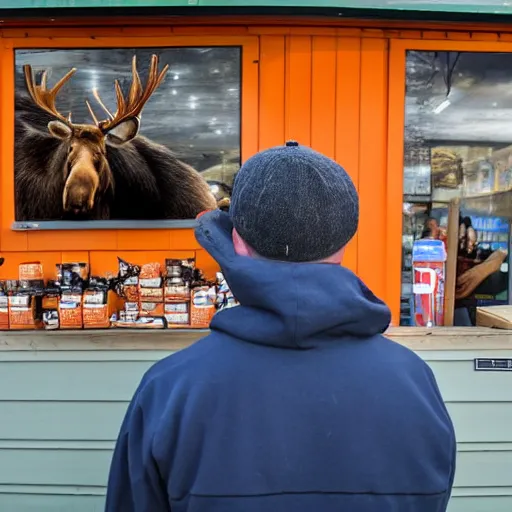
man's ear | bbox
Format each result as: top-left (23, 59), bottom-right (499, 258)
top-left (105, 118), bottom-right (140, 146)
top-left (48, 120), bottom-right (73, 139)
top-left (232, 228), bottom-right (254, 257)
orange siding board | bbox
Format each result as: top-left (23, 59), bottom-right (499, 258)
top-left (285, 35), bottom-right (312, 145)
top-left (61, 252), bottom-right (90, 264)
top-left (89, 250), bottom-right (195, 278)
top-left (195, 249), bottom-right (220, 281)
top-left (358, 38), bottom-right (388, 301)
top-left (335, 38), bottom-right (361, 276)
top-left (0, 42), bottom-right (27, 252)
top-left (241, 36), bottom-right (260, 162)
top-left (258, 35), bottom-right (286, 150)
top-left (26, 231), bottom-right (118, 252)
top-left (311, 36), bottom-right (337, 158)
top-left (117, 230), bottom-right (171, 251)
top-left (387, 42), bottom-right (407, 325)
top-left (172, 26), bottom-right (249, 36)
top-left (0, 252), bottom-right (62, 281)
top-left (169, 229), bottom-right (202, 251)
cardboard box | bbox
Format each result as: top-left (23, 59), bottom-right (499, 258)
top-left (477, 306), bottom-right (512, 330)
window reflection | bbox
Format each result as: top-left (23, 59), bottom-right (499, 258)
top-left (402, 51), bottom-right (512, 326)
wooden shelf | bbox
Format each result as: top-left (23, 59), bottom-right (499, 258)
top-left (0, 327), bottom-right (511, 352)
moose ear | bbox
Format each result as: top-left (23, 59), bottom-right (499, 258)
top-left (105, 118), bottom-right (140, 146)
top-left (48, 120), bottom-right (73, 140)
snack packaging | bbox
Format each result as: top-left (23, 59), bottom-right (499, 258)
top-left (139, 287), bottom-right (164, 303)
top-left (42, 310), bottom-right (59, 330)
top-left (111, 313), bottom-right (165, 329)
top-left (190, 285), bottom-right (216, 328)
top-left (59, 291), bottom-right (83, 329)
top-left (42, 281), bottom-right (61, 330)
top-left (139, 262), bottom-right (162, 288)
top-left (82, 277), bottom-right (110, 329)
top-left (19, 262), bottom-right (44, 281)
top-left (165, 302), bottom-right (190, 327)
top-left (0, 282), bottom-right (9, 329)
top-left (9, 291), bottom-right (39, 330)
top-left (139, 302), bottom-right (165, 317)
top-left (215, 272), bottom-right (239, 311)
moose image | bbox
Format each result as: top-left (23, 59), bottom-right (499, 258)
top-left (15, 54), bottom-right (217, 221)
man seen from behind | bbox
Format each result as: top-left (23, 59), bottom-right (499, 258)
top-left (105, 141), bottom-right (456, 512)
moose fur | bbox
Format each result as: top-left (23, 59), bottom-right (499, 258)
top-left (15, 93), bottom-right (217, 221)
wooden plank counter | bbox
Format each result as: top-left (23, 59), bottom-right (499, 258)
top-left (1, 326), bottom-right (512, 351)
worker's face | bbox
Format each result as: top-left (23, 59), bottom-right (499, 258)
top-left (427, 219), bottom-right (440, 238)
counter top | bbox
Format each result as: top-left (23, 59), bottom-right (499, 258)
top-left (1, 326), bottom-right (512, 351)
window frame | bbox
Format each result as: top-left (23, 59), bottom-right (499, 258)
top-left (388, 37), bottom-right (512, 325)
top-left (0, 33), bottom-right (259, 251)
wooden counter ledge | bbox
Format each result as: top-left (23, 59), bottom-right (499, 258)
top-left (0, 327), bottom-right (512, 352)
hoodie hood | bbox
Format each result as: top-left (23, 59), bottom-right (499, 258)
top-left (195, 210), bottom-right (391, 349)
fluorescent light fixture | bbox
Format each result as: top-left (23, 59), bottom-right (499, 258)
top-left (433, 99), bottom-right (451, 115)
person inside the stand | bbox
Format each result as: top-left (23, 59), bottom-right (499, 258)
top-left (454, 215), bottom-right (508, 325)
top-left (105, 141), bottom-right (456, 512)
top-left (421, 217), bottom-right (447, 250)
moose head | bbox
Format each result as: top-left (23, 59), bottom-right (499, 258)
top-left (23, 55), bottom-right (169, 216)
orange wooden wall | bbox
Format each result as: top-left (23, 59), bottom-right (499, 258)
top-left (0, 21), bottom-right (455, 324)
top-left (0, 26), bottom-right (395, 320)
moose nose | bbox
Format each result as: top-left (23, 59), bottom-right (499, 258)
top-left (65, 184), bottom-right (93, 212)
top-left (70, 205), bottom-right (87, 215)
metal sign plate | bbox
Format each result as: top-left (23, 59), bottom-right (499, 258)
top-left (474, 358), bottom-right (512, 371)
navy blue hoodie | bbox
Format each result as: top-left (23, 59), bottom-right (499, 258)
top-left (105, 210), bottom-right (456, 512)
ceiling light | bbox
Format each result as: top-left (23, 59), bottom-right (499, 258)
top-left (433, 100), bottom-right (451, 115)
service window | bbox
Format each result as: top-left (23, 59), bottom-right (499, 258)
top-left (401, 49), bottom-right (512, 327)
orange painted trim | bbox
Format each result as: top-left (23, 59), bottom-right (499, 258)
top-left (1, 34), bottom-right (258, 252)
top-left (387, 41), bottom-right (406, 326)
top-left (0, 42), bottom-right (27, 252)
top-left (391, 37), bottom-right (512, 53)
top-left (358, 38), bottom-right (388, 302)
top-left (4, 35), bottom-right (257, 48)
top-left (4, 15), bottom-right (512, 36)
top-left (241, 36), bottom-right (260, 162)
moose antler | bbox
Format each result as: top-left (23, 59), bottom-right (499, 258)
top-left (23, 65), bottom-right (76, 124)
top-left (88, 54), bottom-right (169, 133)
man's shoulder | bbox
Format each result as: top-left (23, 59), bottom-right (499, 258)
top-left (137, 332), bottom-right (229, 392)
top-left (362, 333), bottom-right (437, 381)
top-left (375, 333), bottom-right (429, 363)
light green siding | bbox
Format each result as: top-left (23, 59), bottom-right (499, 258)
top-left (0, 346), bottom-right (511, 511)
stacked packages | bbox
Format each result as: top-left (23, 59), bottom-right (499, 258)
top-left (0, 258), bottom-right (239, 331)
